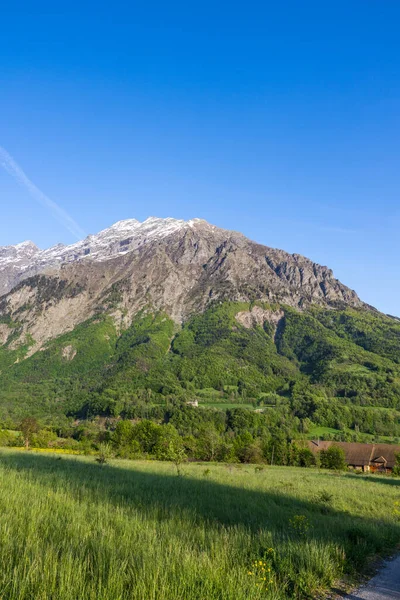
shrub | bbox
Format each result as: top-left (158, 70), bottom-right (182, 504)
top-left (112, 420), bottom-right (134, 447)
top-left (95, 443), bottom-right (112, 465)
top-left (320, 446), bottom-right (347, 471)
top-left (393, 452), bottom-right (400, 476)
top-left (116, 440), bottom-right (141, 459)
top-left (313, 490), bottom-right (334, 514)
top-left (0, 430), bottom-right (19, 447)
top-left (297, 447), bottom-right (316, 467)
top-left (289, 514), bottom-right (310, 536)
top-left (169, 445), bottom-right (187, 477)
top-left (132, 420), bottom-right (162, 454)
top-left (30, 430), bottom-right (58, 448)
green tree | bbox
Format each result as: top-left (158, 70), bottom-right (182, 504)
top-left (297, 447), bottom-right (316, 467)
top-left (226, 408), bottom-right (255, 433)
top-left (20, 417), bottom-right (40, 450)
top-left (154, 425), bottom-right (187, 474)
top-left (195, 426), bottom-right (221, 461)
top-left (113, 420), bottom-right (134, 447)
top-left (263, 438), bottom-right (288, 465)
top-left (30, 429), bottom-right (57, 449)
top-left (112, 420), bottom-right (141, 458)
top-left (131, 420), bottom-right (161, 454)
top-left (320, 446), bottom-right (347, 470)
top-left (154, 424), bottom-right (182, 460)
top-left (233, 431), bottom-right (263, 463)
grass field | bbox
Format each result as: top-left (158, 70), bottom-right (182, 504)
top-left (307, 426), bottom-right (342, 439)
top-left (199, 401), bottom-right (255, 409)
top-left (0, 450), bottom-right (399, 599)
top-left (307, 425), bottom-right (398, 443)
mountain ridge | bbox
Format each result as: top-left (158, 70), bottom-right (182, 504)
top-left (0, 216), bottom-right (364, 357)
top-left (0, 217), bottom-right (212, 297)
top-left (0, 216), bottom-right (362, 313)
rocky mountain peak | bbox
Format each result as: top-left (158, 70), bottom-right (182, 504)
top-left (0, 217), bottom-right (210, 296)
top-left (0, 241), bottom-right (41, 297)
top-left (0, 240), bottom-right (40, 260)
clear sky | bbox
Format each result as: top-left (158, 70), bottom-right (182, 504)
top-left (0, 2), bottom-right (399, 315)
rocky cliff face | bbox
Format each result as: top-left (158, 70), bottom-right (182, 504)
top-left (0, 218), bottom-right (207, 297)
top-left (0, 217), bottom-right (363, 353)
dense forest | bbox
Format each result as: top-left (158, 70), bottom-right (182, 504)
top-left (0, 301), bottom-right (399, 452)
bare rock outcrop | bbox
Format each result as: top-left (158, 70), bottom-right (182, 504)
top-left (235, 306), bottom-right (285, 331)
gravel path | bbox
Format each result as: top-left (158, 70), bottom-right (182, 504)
top-left (345, 556), bottom-right (400, 599)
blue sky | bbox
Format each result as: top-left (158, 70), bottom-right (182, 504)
top-left (0, 2), bottom-right (399, 315)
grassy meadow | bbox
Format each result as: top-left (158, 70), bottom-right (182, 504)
top-left (0, 450), bottom-right (399, 599)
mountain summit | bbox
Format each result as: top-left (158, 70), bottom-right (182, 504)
top-left (0, 217), bottom-right (209, 296)
top-left (0, 215), bottom-right (360, 306)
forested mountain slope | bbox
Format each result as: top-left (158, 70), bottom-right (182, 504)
top-left (0, 301), bottom-right (399, 438)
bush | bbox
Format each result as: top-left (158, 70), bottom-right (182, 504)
top-left (112, 420), bottom-right (134, 447)
top-left (320, 446), bottom-right (347, 471)
top-left (294, 446), bottom-right (316, 467)
top-left (0, 430), bottom-right (20, 447)
top-left (95, 443), bottom-right (112, 465)
top-left (312, 490), bottom-right (334, 514)
top-left (393, 452), bottom-right (400, 476)
top-left (132, 420), bottom-right (162, 454)
top-left (30, 430), bottom-right (58, 448)
top-left (115, 440), bottom-right (141, 459)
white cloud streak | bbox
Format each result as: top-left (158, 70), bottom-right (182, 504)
top-left (0, 145), bottom-right (85, 240)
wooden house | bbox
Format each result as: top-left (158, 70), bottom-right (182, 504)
top-left (307, 440), bottom-right (400, 473)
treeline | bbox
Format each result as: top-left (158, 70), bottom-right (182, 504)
top-left (0, 416), bottom-right (356, 471)
top-left (0, 416), bottom-right (340, 467)
top-left (107, 419), bottom-right (349, 470)
top-left (1, 405), bottom-right (398, 469)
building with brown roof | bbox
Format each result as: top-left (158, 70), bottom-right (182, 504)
top-left (307, 441), bottom-right (400, 473)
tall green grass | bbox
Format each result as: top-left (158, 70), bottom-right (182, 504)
top-left (0, 450), bottom-right (398, 599)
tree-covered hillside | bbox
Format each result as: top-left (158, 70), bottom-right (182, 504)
top-left (0, 302), bottom-right (399, 439)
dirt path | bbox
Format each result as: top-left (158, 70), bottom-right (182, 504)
top-left (345, 556), bottom-right (400, 599)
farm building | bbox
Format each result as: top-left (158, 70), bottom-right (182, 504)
top-left (308, 440), bottom-right (400, 473)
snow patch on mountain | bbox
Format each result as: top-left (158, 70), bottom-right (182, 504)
top-left (0, 217), bottom-right (207, 296)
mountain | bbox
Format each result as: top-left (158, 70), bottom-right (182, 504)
top-left (0, 216), bottom-right (362, 347)
top-left (0, 218), bottom-right (203, 296)
top-left (0, 216), bottom-right (399, 435)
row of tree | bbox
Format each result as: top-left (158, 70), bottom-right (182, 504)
top-left (6, 412), bottom-right (399, 474)
top-left (12, 416), bottom-right (348, 470)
